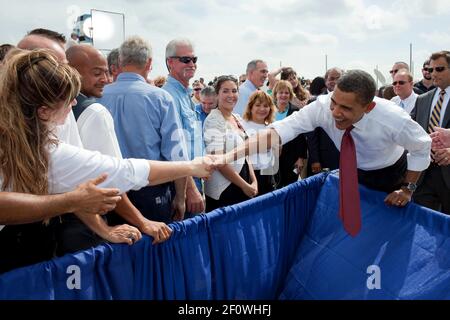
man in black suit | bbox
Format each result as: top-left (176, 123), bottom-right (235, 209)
top-left (411, 51), bottom-right (450, 214)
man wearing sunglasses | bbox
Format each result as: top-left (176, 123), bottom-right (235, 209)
top-left (414, 60), bottom-right (436, 94)
top-left (163, 38), bottom-right (205, 217)
top-left (99, 36), bottom-right (190, 224)
top-left (389, 61), bottom-right (424, 95)
top-left (411, 51), bottom-right (450, 214)
top-left (391, 69), bottom-right (417, 114)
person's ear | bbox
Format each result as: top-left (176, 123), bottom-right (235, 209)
top-left (145, 58), bottom-right (153, 73)
top-left (365, 101), bottom-right (376, 113)
top-left (37, 106), bottom-right (52, 121)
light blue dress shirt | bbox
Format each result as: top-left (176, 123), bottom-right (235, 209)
top-left (234, 79), bottom-right (258, 116)
top-left (99, 72), bottom-right (188, 162)
top-left (162, 75), bottom-right (204, 192)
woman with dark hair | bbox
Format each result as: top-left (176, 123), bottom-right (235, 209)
top-left (308, 76), bottom-right (327, 102)
top-left (203, 75), bottom-right (258, 212)
top-left (269, 67), bottom-right (310, 108)
top-left (0, 49), bottom-right (216, 273)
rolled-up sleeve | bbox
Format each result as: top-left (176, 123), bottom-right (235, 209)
top-left (395, 118), bottom-right (431, 171)
top-left (49, 143), bottom-right (150, 194)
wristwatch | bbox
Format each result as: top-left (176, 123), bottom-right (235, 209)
top-left (401, 182), bottom-right (417, 193)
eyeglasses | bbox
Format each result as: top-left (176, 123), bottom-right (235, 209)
top-left (392, 80), bottom-right (408, 86)
top-left (193, 88), bottom-right (202, 91)
top-left (426, 66), bottom-right (448, 73)
top-left (389, 69), bottom-right (399, 74)
top-left (171, 56), bottom-right (198, 64)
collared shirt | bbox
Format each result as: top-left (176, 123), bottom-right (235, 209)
top-left (98, 72), bottom-right (188, 161)
top-left (271, 93), bottom-right (431, 171)
top-left (162, 76), bottom-right (204, 193)
top-left (391, 92), bottom-right (418, 114)
top-left (429, 86), bottom-right (450, 126)
top-left (162, 75), bottom-right (204, 161)
top-left (234, 79), bottom-right (258, 116)
top-left (195, 104), bottom-right (209, 127)
top-left (77, 101), bottom-right (123, 158)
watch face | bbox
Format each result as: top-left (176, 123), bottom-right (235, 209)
top-left (407, 183), bottom-right (417, 191)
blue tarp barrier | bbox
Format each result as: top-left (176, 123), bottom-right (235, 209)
top-left (0, 174), bottom-right (325, 300)
top-left (280, 174), bottom-right (450, 300)
top-left (1, 173), bottom-right (449, 300)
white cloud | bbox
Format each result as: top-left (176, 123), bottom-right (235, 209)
top-left (392, 0), bottom-right (450, 17)
top-left (419, 31), bottom-right (450, 47)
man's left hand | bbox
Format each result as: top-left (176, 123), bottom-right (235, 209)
top-left (384, 188), bottom-right (412, 207)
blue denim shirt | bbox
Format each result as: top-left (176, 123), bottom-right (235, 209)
top-left (99, 72), bottom-right (188, 161)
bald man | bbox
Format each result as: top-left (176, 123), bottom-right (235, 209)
top-left (17, 34), bottom-right (67, 63)
top-left (63, 45), bottom-right (172, 253)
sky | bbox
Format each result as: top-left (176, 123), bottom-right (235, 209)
top-left (1, 0), bottom-right (450, 87)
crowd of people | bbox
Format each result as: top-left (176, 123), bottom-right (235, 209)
top-left (0, 27), bottom-right (449, 273)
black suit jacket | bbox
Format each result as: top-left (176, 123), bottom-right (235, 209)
top-left (411, 88), bottom-right (450, 188)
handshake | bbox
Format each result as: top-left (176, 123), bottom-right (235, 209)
top-left (191, 154), bottom-right (228, 179)
top-left (430, 127), bottom-right (450, 166)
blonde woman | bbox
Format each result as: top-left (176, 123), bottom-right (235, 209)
top-left (204, 75), bottom-right (258, 212)
top-left (0, 49), bottom-right (215, 272)
top-left (242, 91), bottom-right (277, 194)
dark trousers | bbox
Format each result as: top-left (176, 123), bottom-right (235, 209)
top-left (357, 152), bottom-right (407, 193)
top-left (55, 213), bottom-right (105, 256)
top-left (113, 183), bottom-right (174, 224)
top-left (414, 164), bottom-right (450, 214)
top-left (206, 162), bottom-right (251, 212)
top-left (254, 170), bottom-right (275, 195)
top-left (0, 222), bottom-right (55, 274)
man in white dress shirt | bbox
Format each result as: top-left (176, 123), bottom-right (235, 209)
top-left (226, 70), bottom-right (431, 207)
top-left (64, 45), bottom-right (172, 254)
top-left (391, 69), bottom-right (418, 114)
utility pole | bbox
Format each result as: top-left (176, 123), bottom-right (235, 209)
top-left (410, 43), bottom-right (413, 78)
top-left (325, 54), bottom-right (328, 74)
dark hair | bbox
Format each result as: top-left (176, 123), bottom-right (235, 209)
top-left (28, 28), bottom-right (66, 45)
top-left (107, 48), bottom-right (119, 73)
top-left (381, 85), bottom-right (396, 100)
top-left (213, 75), bottom-right (238, 94)
top-left (309, 76), bottom-right (327, 96)
top-left (0, 44), bottom-right (14, 63)
top-left (200, 86), bottom-right (216, 97)
top-left (430, 51), bottom-right (450, 66)
top-left (336, 70), bottom-right (376, 106)
top-left (280, 67), bottom-right (297, 81)
top-left (422, 59), bottom-right (431, 69)
top-left (280, 67), bottom-right (309, 101)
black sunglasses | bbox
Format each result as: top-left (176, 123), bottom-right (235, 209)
top-left (171, 56), bottom-right (198, 64)
top-left (392, 80), bottom-right (408, 86)
top-left (193, 88), bottom-right (202, 91)
top-left (426, 66), bottom-right (447, 73)
top-left (389, 69), bottom-right (399, 74)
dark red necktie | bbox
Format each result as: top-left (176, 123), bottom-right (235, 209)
top-left (339, 126), bottom-right (361, 237)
